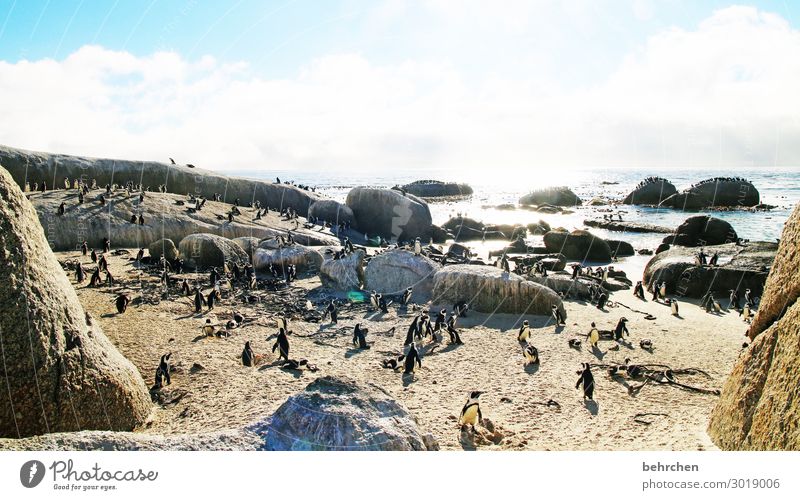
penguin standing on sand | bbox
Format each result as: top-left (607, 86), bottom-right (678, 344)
top-left (744, 289), bottom-right (755, 307)
top-left (633, 281), bottom-right (645, 300)
top-left (659, 282), bottom-right (667, 299)
top-left (202, 319), bottom-right (215, 336)
top-left (90, 248), bottom-right (98, 263)
top-left (405, 316), bottom-right (420, 345)
top-left (552, 305), bottom-right (565, 326)
top-left (613, 317), bottom-right (628, 341)
top-left (446, 315), bottom-right (463, 344)
top-left (154, 353), bottom-right (172, 388)
top-left (81, 241), bottom-right (88, 256)
top-left (523, 344), bottom-right (539, 365)
top-left (575, 363), bottom-right (594, 400)
top-left (326, 300), bottom-right (338, 324)
top-left (378, 294), bottom-right (389, 313)
top-left (369, 290), bottom-right (379, 311)
top-left (76, 263), bottom-right (85, 283)
top-left (57, 202), bottom-right (65, 216)
top-left (115, 294), bottom-right (130, 314)
top-left (272, 328), bottom-right (290, 362)
top-left (517, 320), bottom-right (531, 342)
top-left (588, 322), bottom-right (600, 348)
top-left (89, 267), bottom-right (102, 287)
top-left (434, 309), bottom-right (446, 332)
top-left (728, 289), bottom-right (741, 311)
top-left (401, 287), bottom-right (413, 307)
top-left (596, 291), bottom-right (608, 310)
top-left (741, 304), bottom-right (753, 323)
top-left (352, 323), bottom-right (370, 349)
top-left (403, 342), bottom-right (422, 374)
top-left (650, 281), bottom-right (659, 302)
top-left (181, 279), bottom-right (190, 296)
top-left (194, 288), bottom-right (205, 313)
top-left (206, 289), bottom-right (217, 311)
top-left (458, 391), bottom-right (483, 431)
top-left (670, 298), bottom-right (679, 316)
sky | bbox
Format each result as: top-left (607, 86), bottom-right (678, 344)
top-left (0, 0), bottom-right (798, 172)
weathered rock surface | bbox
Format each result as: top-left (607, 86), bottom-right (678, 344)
top-left (622, 177), bottom-right (677, 205)
top-left (263, 376), bottom-right (437, 451)
top-left (346, 187), bottom-right (432, 241)
top-left (0, 166), bottom-right (151, 438)
top-left (231, 236), bottom-right (260, 260)
top-left (543, 228), bottom-right (613, 262)
top-left (708, 204), bottom-right (800, 450)
top-left (441, 217), bottom-right (517, 241)
top-left (148, 238), bottom-right (179, 261)
top-left (584, 219), bottom-right (673, 234)
top-left (364, 249), bottom-right (441, 299)
top-left (400, 180), bottom-right (473, 198)
top-left (643, 242), bottom-right (776, 297)
top-left (431, 265), bottom-right (565, 317)
top-left (308, 199), bottom-right (355, 226)
top-left (662, 215), bottom-right (738, 247)
top-left (178, 233), bottom-right (249, 270)
top-left (319, 250), bottom-right (366, 290)
top-left (606, 240), bottom-right (635, 257)
top-left (519, 187), bottom-right (582, 206)
top-left (24, 189), bottom-right (338, 251)
top-left (0, 144), bottom-right (323, 216)
top-left (660, 178), bottom-right (760, 209)
top-left (253, 245), bottom-right (323, 273)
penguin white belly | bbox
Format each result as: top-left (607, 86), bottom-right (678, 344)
top-left (671, 302), bottom-right (679, 315)
top-left (518, 328), bottom-right (530, 341)
top-left (462, 405), bottom-right (479, 426)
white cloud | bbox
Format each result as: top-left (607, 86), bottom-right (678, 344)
top-left (0, 6), bottom-right (798, 172)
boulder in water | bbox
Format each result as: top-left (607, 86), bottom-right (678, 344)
top-left (622, 177), bottom-right (677, 205)
top-left (659, 178), bottom-right (760, 209)
top-left (0, 166), bottom-right (151, 438)
top-left (662, 215), bottom-right (737, 247)
top-left (607, 240), bottom-right (635, 257)
top-left (400, 180), bottom-right (473, 198)
top-left (261, 376), bottom-right (437, 451)
top-left (519, 187), bottom-right (582, 206)
top-left (542, 228), bottom-right (613, 262)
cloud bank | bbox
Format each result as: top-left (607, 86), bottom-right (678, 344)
top-left (0, 6), bottom-right (797, 171)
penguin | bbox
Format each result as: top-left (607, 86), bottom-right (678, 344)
top-left (194, 288), bottom-right (205, 313)
top-left (405, 315), bottom-right (420, 345)
top-left (378, 294), bottom-right (389, 313)
top-left (501, 255), bottom-right (510, 274)
top-left (97, 254), bottom-right (108, 272)
top-left (242, 341), bottom-right (255, 367)
top-left (130, 214), bottom-right (137, 224)
top-left (713, 299), bottom-right (722, 313)
top-left (575, 363), bottom-right (594, 400)
top-left (433, 309), bottom-right (446, 332)
top-left (454, 301), bottom-right (469, 317)
top-left (57, 202), bottom-right (65, 216)
top-left (136, 248), bottom-right (144, 262)
top-left (458, 391), bottom-right (483, 430)
top-left (639, 339), bottom-right (653, 350)
top-left (326, 300), bottom-right (338, 324)
top-left (103, 237), bottom-right (111, 253)
top-left (369, 290), bottom-right (379, 311)
top-left (446, 318), bottom-right (463, 345)
top-left (210, 268), bottom-right (219, 287)
top-left (115, 294), bottom-right (129, 314)
top-left (633, 281), bottom-right (645, 300)
top-left (414, 237), bottom-right (421, 256)
top-left (282, 359), bottom-right (311, 370)
top-left (568, 338), bottom-right (582, 349)
top-left (403, 342), bottom-right (422, 374)
top-left (90, 248), bottom-right (98, 263)
top-left (276, 314), bottom-right (288, 332)
top-left (659, 282), bottom-right (667, 299)
top-left (551, 305), bottom-right (565, 326)
top-left (588, 322), bottom-right (600, 348)
top-left (744, 288), bottom-right (755, 307)
top-left (624, 358), bottom-right (643, 379)
top-left (650, 281), bottom-right (659, 302)
top-left (728, 289), bottom-right (741, 311)
top-left (170, 157), bottom-right (176, 165)
top-left (613, 317), bottom-right (629, 341)
top-left (181, 279), bottom-right (190, 296)
top-left (154, 353), bottom-right (172, 388)
top-left (81, 241), bottom-right (88, 256)
top-left (89, 267), bottom-right (102, 287)
top-left (202, 319), bottom-right (215, 336)
top-left (272, 328), bottom-right (290, 362)
top-left (741, 304), bottom-right (753, 322)
top-left (596, 292), bottom-right (608, 310)
top-left (352, 323), bottom-right (369, 349)
top-left (206, 289), bottom-right (217, 311)
top-left (401, 287), bottom-right (413, 307)
top-left (382, 354), bottom-right (406, 370)
top-left (76, 263), bottom-right (85, 283)
top-left (517, 320), bottom-right (531, 342)
top-left (233, 310), bottom-right (245, 325)
top-left (523, 344), bottom-right (539, 365)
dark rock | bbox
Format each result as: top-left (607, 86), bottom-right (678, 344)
top-left (519, 187), bottom-right (581, 206)
top-left (623, 177), bottom-right (677, 205)
top-left (400, 180), bottom-right (473, 198)
top-left (346, 187), bottom-right (432, 241)
top-left (584, 219), bottom-right (673, 234)
top-left (659, 178), bottom-right (760, 209)
top-left (308, 200), bottom-right (355, 226)
top-left (662, 215), bottom-right (737, 247)
top-left (607, 240), bottom-right (635, 257)
top-left (542, 228), bottom-right (612, 262)
top-left (148, 238), bottom-right (179, 261)
top-left (178, 233), bottom-right (249, 270)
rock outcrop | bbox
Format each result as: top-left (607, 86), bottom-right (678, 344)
top-left (0, 166), bottom-right (151, 438)
top-left (584, 219), bottom-right (673, 234)
top-left (431, 265), bottom-right (565, 317)
top-left (364, 249), bottom-right (441, 299)
top-left (659, 177), bottom-right (760, 209)
top-left (642, 242), bottom-right (776, 297)
top-left (622, 177), bottom-right (677, 205)
top-left (519, 187), bottom-right (581, 207)
top-left (308, 199), bottom-right (355, 226)
top-left (231, 236), bottom-right (260, 260)
top-left (345, 187), bottom-right (432, 242)
top-left (542, 228), bottom-right (613, 262)
top-left (253, 245), bottom-right (323, 273)
top-left (178, 233), bottom-right (249, 270)
top-left (708, 203), bottom-right (800, 450)
top-left (319, 250), bottom-right (366, 290)
top-left (662, 215), bottom-right (737, 247)
top-left (606, 240), bottom-right (635, 257)
top-left (400, 180), bottom-right (473, 198)
top-left (148, 238), bottom-right (179, 261)
top-left (262, 376), bottom-right (437, 451)
top-left (25, 189), bottom-right (339, 251)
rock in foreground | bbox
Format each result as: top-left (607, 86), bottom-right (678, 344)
top-left (261, 376), bottom-right (437, 451)
top-left (0, 166), bottom-right (151, 438)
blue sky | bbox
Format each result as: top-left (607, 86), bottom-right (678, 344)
top-left (0, 1), bottom-right (798, 170)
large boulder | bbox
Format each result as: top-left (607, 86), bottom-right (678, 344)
top-left (178, 233), bottom-right (248, 270)
top-left (622, 177), bottom-right (677, 205)
top-left (148, 238), bottom-right (179, 261)
top-left (364, 249), bottom-right (441, 299)
top-left (607, 240), bottom-right (635, 257)
top-left (0, 144), bottom-right (324, 217)
top-left (253, 245), bottom-right (323, 273)
top-left (431, 264), bottom-right (565, 317)
top-left (519, 187), bottom-right (581, 206)
top-left (231, 236), bottom-right (260, 260)
top-left (663, 215), bottom-right (737, 247)
top-left (708, 204), bottom-right (800, 450)
top-left (319, 250), bottom-right (366, 290)
top-left (642, 242), bottom-right (776, 298)
top-left (262, 376), bottom-right (437, 451)
top-left (659, 178), bottom-right (760, 209)
top-left (308, 199), bottom-right (355, 226)
top-left (400, 180), bottom-right (473, 198)
top-left (0, 166), bottom-right (151, 438)
top-left (528, 274), bottom-right (592, 300)
top-left (345, 187), bottom-right (432, 242)
top-left (543, 228), bottom-right (613, 262)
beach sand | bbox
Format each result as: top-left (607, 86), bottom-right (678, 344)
top-left (59, 249), bottom-right (749, 450)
